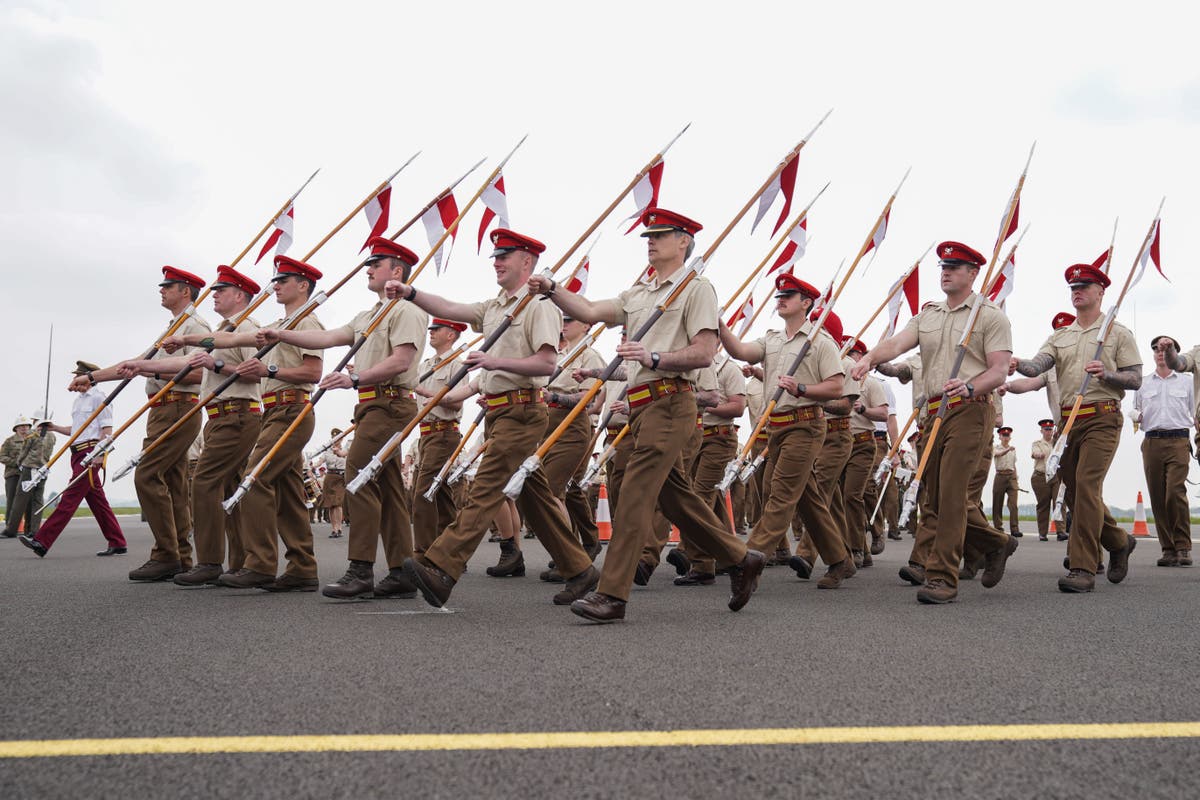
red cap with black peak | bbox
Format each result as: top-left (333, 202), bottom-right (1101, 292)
top-left (1038, 419), bottom-right (1056, 429)
top-left (1051, 311), bottom-right (1076, 330)
top-left (639, 207), bottom-right (703, 237)
top-left (272, 255), bottom-right (323, 283)
top-left (364, 236), bottom-right (419, 267)
top-left (775, 272), bottom-right (820, 299)
top-left (1064, 263), bottom-right (1112, 289)
top-left (430, 318), bottom-right (467, 333)
top-left (159, 266), bottom-right (206, 290)
top-left (211, 265), bottom-right (260, 296)
top-left (842, 335), bottom-right (868, 355)
top-left (810, 309), bottom-right (843, 343)
top-left (937, 241), bottom-right (986, 267)
top-left (998, 426), bottom-right (1013, 435)
top-left (489, 228), bottom-right (546, 258)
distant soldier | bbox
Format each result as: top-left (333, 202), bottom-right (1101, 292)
top-left (3, 418), bottom-right (55, 539)
top-left (1, 416), bottom-right (33, 535)
top-left (991, 426), bottom-right (1021, 536)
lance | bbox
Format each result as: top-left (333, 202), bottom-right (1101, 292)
top-left (310, 424), bottom-right (355, 461)
top-left (418, 335), bottom-right (483, 382)
top-left (21, 170), bottom-right (323, 492)
top-left (898, 143), bottom-right (1036, 526)
top-left (423, 408), bottom-right (485, 502)
top-left (872, 400), bottom-right (925, 484)
top-left (840, 246), bottom-right (933, 357)
top-left (228, 138), bottom-right (528, 509)
top-left (100, 161), bottom-right (420, 482)
top-left (718, 168), bottom-right (912, 492)
top-left (1044, 199), bottom-right (1164, 482)
top-left (347, 126), bottom-right (701, 494)
top-left (578, 423), bottom-right (630, 492)
top-left (1098, 218), bottom-right (1119, 275)
top-left (983, 225), bottom-right (1031, 300)
top-left (448, 437), bottom-right (490, 486)
top-left (504, 116), bottom-right (834, 500)
top-left (869, 469), bottom-right (894, 525)
top-left (385, 158), bottom-right (486, 243)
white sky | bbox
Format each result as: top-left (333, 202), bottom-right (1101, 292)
top-left (3, 1), bottom-right (1197, 508)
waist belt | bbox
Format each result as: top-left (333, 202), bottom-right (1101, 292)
top-left (1064, 400), bottom-right (1119, 418)
top-left (873, 431), bottom-right (888, 440)
top-left (484, 388), bottom-right (544, 409)
top-left (205, 399), bottom-right (262, 419)
top-left (696, 414), bottom-right (704, 429)
top-left (357, 385), bottom-right (413, 403)
top-left (826, 417), bottom-right (850, 432)
top-left (327, 468), bottom-right (344, 475)
top-left (703, 424), bottom-right (735, 438)
top-left (150, 391), bottom-right (199, 408)
top-left (995, 469), bottom-right (1015, 474)
top-left (767, 406), bottom-right (823, 428)
top-left (853, 430), bottom-right (875, 443)
top-left (420, 420), bottom-right (459, 436)
top-left (926, 392), bottom-right (992, 413)
top-left (605, 425), bottom-right (626, 438)
top-left (71, 440), bottom-right (99, 453)
top-left (262, 389), bottom-right (310, 409)
top-left (754, 430), bottom-right (769, 442)
top-left (1145, 428), bottom-right (1190, 439)
top-left (627, 378), bottom-right (692, 410)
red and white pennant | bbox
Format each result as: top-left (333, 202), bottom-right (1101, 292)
top-left (360, 184), bottom-right (392, 252)
top-left (477, 175), bottom-right (510, 253)
top-left (621, 159), bottom-right (664, 234)
top-left (255, 205), bottom-right (294, 265)
top-left (751, 154), bottom-right (799, 237)
top-left (421, 192), bottom-right (460, 275)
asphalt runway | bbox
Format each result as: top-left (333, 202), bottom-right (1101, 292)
top-left (2, 516), bottom-right (1199, 799)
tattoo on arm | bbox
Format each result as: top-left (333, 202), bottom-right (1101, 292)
top-left (1165, 349), bottom-right (1187, 372)
top-left (1015, 353), bottom-right (1054, 377)
top-left (875, 361), bottom-right (911, 381)
top-left (1101, 365), bottom-right (1142, 391)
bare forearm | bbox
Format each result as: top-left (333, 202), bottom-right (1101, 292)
top-left (1015, 353), bottom-right (1054, 377)
top-left (356, 348), bottom-right (417, 385)
top-left (278, 328), bottom-right (353, 350)
top-left (718, 324), bottom-right (763, 363)
top-left (659, 333), bottom-right (719, 372)
top-left (863, 405), bottom-right (889, 422)
top-left (409, 291), bottom-right (479, 324)
top-left (705, 397), bottom-right (746, 420)
top-left (487, 352), bottom-right (557, 377)
top-left (1100, 365), bottom-right (1143, 391)
top-left (802, 375), bottom-right (844, 402)
top-left (546, 291), bottom-right (619, 327)
top-left (875, 361), bottom-right (912, 382)
top-left (821, 397), bottom-right (853, 416)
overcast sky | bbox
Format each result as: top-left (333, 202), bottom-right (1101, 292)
top-left (3, 1), bottom-right (1197, 507)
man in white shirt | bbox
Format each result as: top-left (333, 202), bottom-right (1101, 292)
top-left (18, 361), bottom-right (126, 557)
top-left (1135, 335), bottom-right (1195, 566)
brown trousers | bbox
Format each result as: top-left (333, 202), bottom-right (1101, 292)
top-left (1061, 411), bottom-right (1131, 572)
top-left (1031, 470), bottom-right (1059, 537)
top-left (135, 400), bottom-right (201, 565)
top-left (641, 421), bottom-right (702, 568)
top-left (1141, 436), bottom-right (1192, 553)
top-left (240, 404), bottom-right (317, 579)
top-left (870, 440), bottom-right (899, 536)
top-left (601, 393), bottom-right (748, 601)
top-left (795, 427), bottom-right (854, 564)
top-left (991, 470), bottom-right (1021, 534)
top-left (424, 402), bottom-right (591, 582)
top-left (192, 409), bottom-right (262, 567)
top-left (346, 396), bottom-right (416, 568)
top-left (683, 428), bottom-right (739, 573)
top-left (913, 402), bottom-right (1007, 588)
top-left (412, 428), bottom-right (461, 553)
top-left (841, 438), bottom-right (876, 553)
top-left (744, 438), bottom-right (767, 530)
top-left (544, 408), bottom-right (599, 552)
top-left (747, 418), bottom-right (849, 567)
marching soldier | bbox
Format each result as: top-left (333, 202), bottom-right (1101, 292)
top-left (81, 266), bottom-right (211, 581)
top-left (412, 318), bottom-right (467, 554)
top-left (17, 361), bottom-right (126, 557)
top-left (322, 429), bottom-right (347, 537)
top-left (384, 228), bottom-right (599, 609)
top-left (528, 208), bottom-right (765, 621)
top-left (165, 256), bottom-right (325, 591)
top-left (843, 338), bottom-right (888, 566)
top-left (258, 237), bottom-right (428, 600)
top-left (1, 416), bottom-right (32, 533)
top-left (1009, 263), bottom-right (1141, 593)
top-left (1030, 419), bottom-right (1063, 541)
top-left (854, 241), bottom-right (1015, 604)
top-left (991, 426), bottom-right (1021, 536)
top-left (3, 419), bottom-right (55, 539)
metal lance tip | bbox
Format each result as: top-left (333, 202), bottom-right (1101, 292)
top-left (346, 457), bottom-right (383, 495)
top-left (873, 457), bottom-right (893, 486)
top-left (502, 456), bottom-right (541, 500)
top-left (21, 466), bottom-right (49, 493)
top-left (422, 477), bottom-right (443, 503)
top-left (447, 465), bottom-right (466, 486)
top-left (738, 452), bottom-right (766, 485)
top-left (222, 484), bottom-right (249, 515)
top-left (715, 458), bottom-right (742, 493)
top-left (899, 480), bottom-right (920, 527)
top-left (112, 457), bottom-right (139, 482)
top-left (80, 438), bottom-right (113, 469)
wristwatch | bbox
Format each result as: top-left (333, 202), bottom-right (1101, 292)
top-left (213, 359), bottom-right (225, 374)
top-left (796, 383), bottom-right (807, 396)
top-left (350, 372), bottom-right (361, 389)
top-left (650, 352), bottom-right (661, 371)
top-left (267, 364), bottom-right (279, 377)
top-left (965, 382), bottom-right (975, 398)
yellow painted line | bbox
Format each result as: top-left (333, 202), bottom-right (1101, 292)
top-left (2, 723), bottom-right (1200, 759)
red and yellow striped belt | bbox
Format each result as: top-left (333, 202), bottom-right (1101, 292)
top-left (419, 420), bottom-right (459, 436)
top-left (627, 378), bottom-right (692, 410)
top-left (853, 431), bottom-right (875, 443)
top-left (484, 388), bottom-right (544, 409)
top-left (357, 385), bottom-right (413, 403)
top-left (703, 424), bottom-right (735, 438)
top-left (205, 399), bottom-right (262, 419)
top-left (150, 391), bottom-right (199, 408)
top-left (926, 392), bottom-right (992, 413)
top-left (262, 389), bottom-right (310, 409)
top-left (767, 406), bottom-right (823, 428)
top-left (826, 417), bottom-right (850, 432)
top-left (1065, 400), bottom-right (1119, 418)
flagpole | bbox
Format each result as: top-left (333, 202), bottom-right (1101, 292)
top-left (982, 225), bottom-right (1031, 299)
top-left (229, 168), bottom-right (321, 268)
top-left (1100, 217), bottom-right (1119, 275)
top-left (386, 158), bottom-right (487, 242)
top-left (301, 154), bottom-right (419, 262)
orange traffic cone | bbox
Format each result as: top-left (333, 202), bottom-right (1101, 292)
top-left (668, 525), bottom-right (680, 544)
top-left (1132, 491), bottom-right (1150, 537)
top-left (1049, 519), bottom-right (1057, 535)
top-left (596, 484), bottom-right (612, 545)
top-left (724, 490), bottom-right (736, 534)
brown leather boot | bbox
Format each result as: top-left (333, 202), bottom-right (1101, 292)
top-left (321, 560), bottom-right (375, 599)
top-left (172, 563), bottom-right (223, 588)
top-left (486, 538), bottom-right (525, 577)
top-left (817, 559), bottom-right (855, 589)
top-left (1058, 568), bottom-right (1095, 593)
top-left (1179, 549), bottom-right (1193, 566)
top-left (916, 578), bottom-right (957, 604)
top-left (129, 559), bottom-right (183, 582)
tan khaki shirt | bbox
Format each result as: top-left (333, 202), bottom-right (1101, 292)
top-left (148, 311), bottom-right (212, 396)
top-left (839, 356), bottom-right (862, 404)
top-left (702, 354), bottom-right (747, 427)
top-left (549, 343), bottom-right (606, 393)
top-left (752, 324), bottom-right (843, 413)
top-left (201, 317), bottom-right (262, 402)
top-left (851, 376), bottom-right (887, 433)
top-left (903, 293), bottom-right (1012, 401)
top-left (338, 300), bottom-right (428, 389)
top-left (603, 379), bottom-right (629, 427)
top-left (264, 314), bottom-right (324, 394)
top-left (1037, 317), bottom-right (1139, 405)
top-left (466, 289), bottom-right (561, 394)
top-left (418, 351), bottom-right (463, 422)
top-left (993, 443), bottom-right (1017, 472)
top-left (746, 375), bottom-right (764, 421)
top-left (1031, 438), bottom-right (1052, 473)
top-left (612, 270), bottom-right (719, 387)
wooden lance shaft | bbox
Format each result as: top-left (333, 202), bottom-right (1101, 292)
top-left (423, 407), bottom-right (486, 502)
top-left (839, 249), bottom-right (931, 358)
top-left (450, 438), bottom-right (491, 485)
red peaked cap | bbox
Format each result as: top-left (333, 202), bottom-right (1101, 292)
top-left (1038, 419), bottom-right (1056, 428)
top-left (810, 309), bottom-right (843, 343)
top-left (159, 266), bottom-right (206, 290)
top-left (774, 272), bottom-right (821, 299)
top-left (998, 426), bottom-right (1013, 435)
top-left (842, 335), bottom-right (868, 355)
top-left (639, 207), bottom-right (703, 237)
top-left (430, 318), bottom-right (468, 333)
top-left (937, 241), bottom-right (986, 266)
top-left (365, 236), bottom-right (419, 267)
top-left (1064, 263), bottom-right (1111, 288)
top-left (1051, 311), bottom-right (1076, 330)
top-left (211, 265), bottom-right (260, 296)
top-left (272, 255), bottom-right (323, 283)
top-left (489, 228), bottom-right (546, 258)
